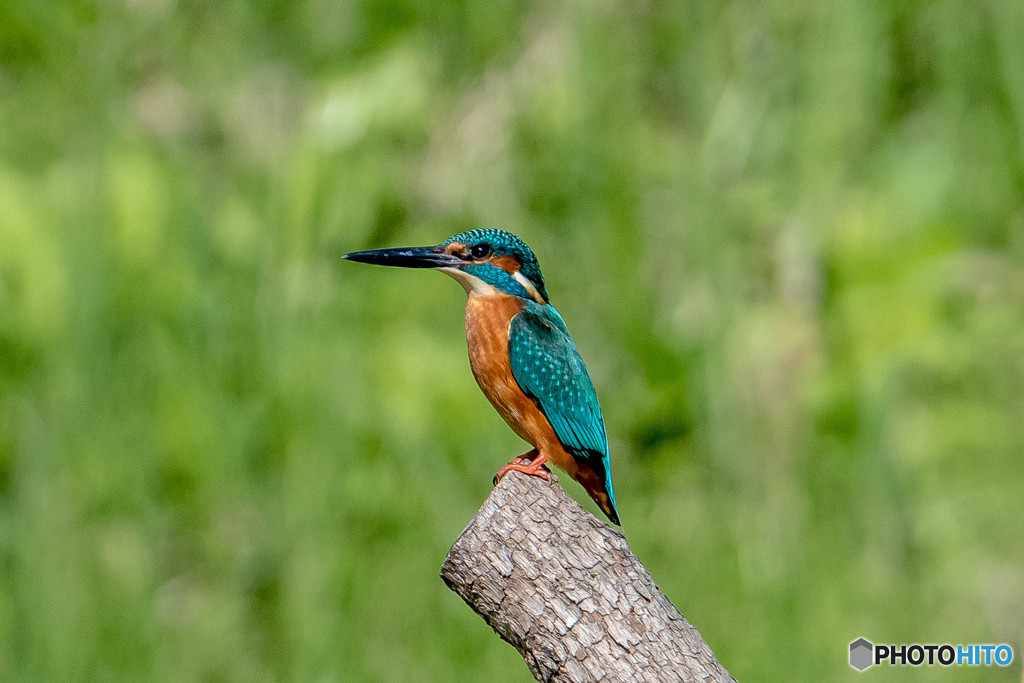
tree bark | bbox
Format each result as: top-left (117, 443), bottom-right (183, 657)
top-left (440, 471), bottom-right (737, 682)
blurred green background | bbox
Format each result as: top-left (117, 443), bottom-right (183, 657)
top-left (2, 1), bottom-right (1023, 680)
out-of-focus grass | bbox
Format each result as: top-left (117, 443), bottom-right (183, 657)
top-left (1, 1), bottom-right (1022, 680)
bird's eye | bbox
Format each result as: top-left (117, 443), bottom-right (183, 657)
top-left (470, 244), bottom-right (493, 259)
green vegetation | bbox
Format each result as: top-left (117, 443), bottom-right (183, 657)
top-left (1, 1), bottom-right (1022, 680)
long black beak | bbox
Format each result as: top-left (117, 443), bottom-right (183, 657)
top-left (342, 245), bottom-right (465, 269)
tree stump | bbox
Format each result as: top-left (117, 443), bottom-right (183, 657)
top-left (440, 471), bottom-right (737, 682)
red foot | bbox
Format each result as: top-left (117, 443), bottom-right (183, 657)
top-left (494, 450), bottom-right (550, 485)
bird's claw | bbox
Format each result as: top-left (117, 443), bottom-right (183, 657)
top-left (493, 451), bottom-right (550, 485)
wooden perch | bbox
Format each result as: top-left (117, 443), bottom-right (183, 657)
top-left (440, 471), bottom-right (737, 682)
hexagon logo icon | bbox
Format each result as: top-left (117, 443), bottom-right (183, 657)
top-left (850, 638), bottom-right (874, 671)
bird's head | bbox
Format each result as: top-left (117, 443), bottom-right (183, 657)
top-left (344, 228), bottom-right (549, 303)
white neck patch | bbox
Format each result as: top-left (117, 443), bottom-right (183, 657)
top-left (513, 270), bottom-right (545, 304)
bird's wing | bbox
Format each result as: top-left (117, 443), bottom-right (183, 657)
top-left (508, 303), bottom-right (615, 506)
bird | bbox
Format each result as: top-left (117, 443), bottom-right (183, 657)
top-left (344, 229), bottom-right (619, 525)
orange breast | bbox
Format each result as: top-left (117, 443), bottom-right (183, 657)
top-left (464, 294), bottom-right (576, 474)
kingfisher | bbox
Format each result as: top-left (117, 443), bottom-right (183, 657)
top-left (344, 229), bottom-right (620, 525)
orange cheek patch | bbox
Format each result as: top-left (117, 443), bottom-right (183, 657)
top-left (490, 255), bottom-right (521, 273)
top-left (444, 242), bottom-right (465, 255)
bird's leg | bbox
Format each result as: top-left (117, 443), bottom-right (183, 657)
top-left (493, 449), bottom-right (540, 485)
top-left (493, 449), bottom-right (550, 485)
